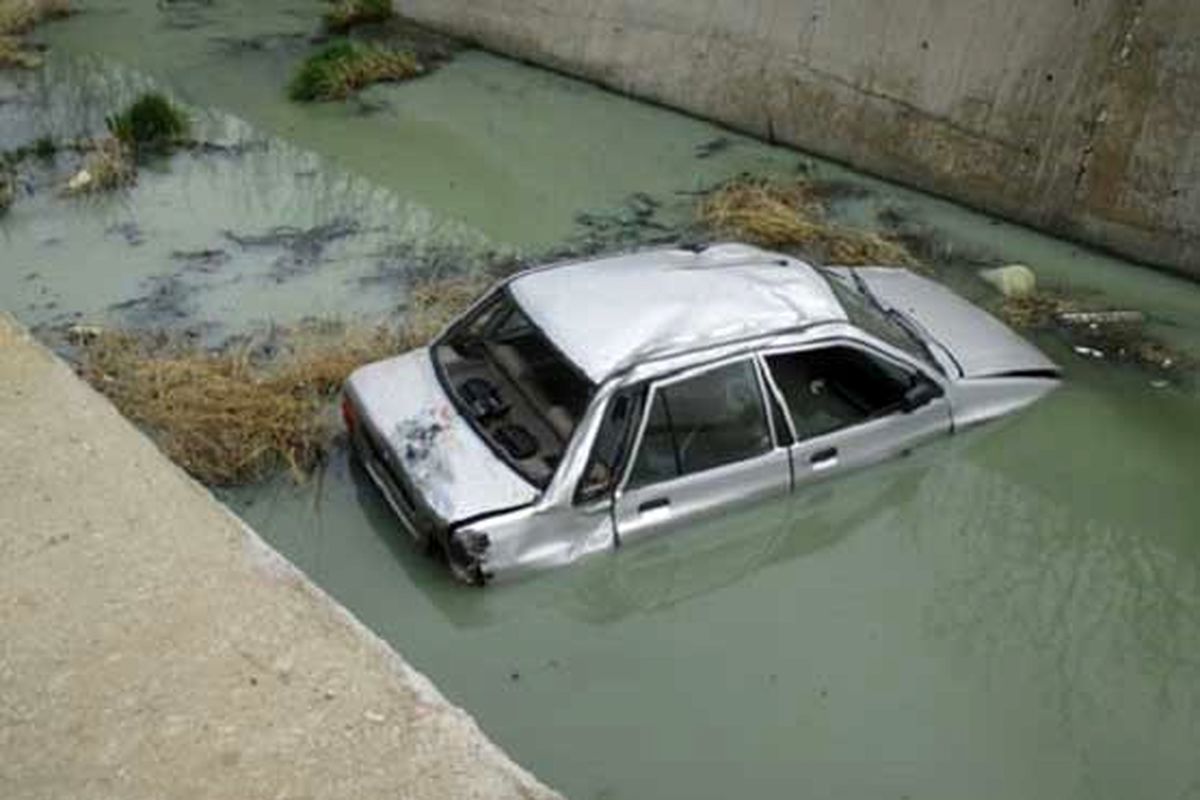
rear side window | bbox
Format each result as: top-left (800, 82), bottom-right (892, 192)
top-left (627, 360), bottom-right (770, 489)
top-left (766, 345), bottom-right (913, 440)
top-left (576, 388), bottom-right (645, 503)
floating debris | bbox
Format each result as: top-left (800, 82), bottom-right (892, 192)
top-left (979, 264), bottom-right (1037, 299)
top-left (998, 289), bottom-right (1190, 375)
top-left (1058, 310), bottom-right (1146, 326)
top-left (63, 137), bottom-right (136, 195)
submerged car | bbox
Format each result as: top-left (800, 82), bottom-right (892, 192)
top-left (343, 244), bottom-right (1060, 584)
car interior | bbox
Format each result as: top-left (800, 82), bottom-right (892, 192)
top-left (765, 345), bottom-right (914, 440)
top-left (627, 360), bottom-right (772, 489)
top-left (436, 291), bottom-right (593, 487)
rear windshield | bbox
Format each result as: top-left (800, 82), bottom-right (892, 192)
top-left (433, 288), bottom-right (594, 488)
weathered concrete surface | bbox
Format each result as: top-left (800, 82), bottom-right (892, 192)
top-left (0, 314), bottom-right (560, 800)
top-left (397, 0), bottom-right (1200, 278)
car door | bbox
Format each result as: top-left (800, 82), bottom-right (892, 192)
top-left (761, 341), bottom-right (951, 485)
top-left (613, 357), bottom-right (792, 546)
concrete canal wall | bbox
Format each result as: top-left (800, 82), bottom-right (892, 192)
top-left (397, 0), bottom-right (1200, 278)
top-left (0, 314), bottom-right (560, 800)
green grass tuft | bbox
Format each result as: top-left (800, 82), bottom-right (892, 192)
top-left (288, 40), bottom-right (422, 102)
top-left (105, 92), bottom-right (191, 152)
top-left (32, 135), bottom-right (55, 159)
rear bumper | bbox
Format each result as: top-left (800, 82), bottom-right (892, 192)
top-left (348, 417), bottom-right (439, 548)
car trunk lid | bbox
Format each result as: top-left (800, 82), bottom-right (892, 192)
top-left (344, 349), bottom-right (539, 530)
top-left (853, 267), bottom-right (1059, 379)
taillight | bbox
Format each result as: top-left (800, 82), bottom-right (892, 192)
top-left (341, 395), bottom-right (356, 433)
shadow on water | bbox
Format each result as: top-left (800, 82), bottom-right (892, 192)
top-left (233, 426), bottom-right (941, 631)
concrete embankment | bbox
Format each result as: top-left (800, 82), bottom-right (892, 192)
top-left (0, 314), bottom-right (560, 800)
top-left (397, 0), bottom-right (1200, 278)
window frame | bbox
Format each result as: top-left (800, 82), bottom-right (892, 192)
top-left (572, 385), bottom-right (647, 506)
top-left (756, 336), bottom-right (941, 445)
top-left (616, 355), bottom-right (775, 494)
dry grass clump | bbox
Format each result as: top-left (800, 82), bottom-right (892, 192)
top-left (76, 274), bottom-right (492, 486)
top-left (0, 0), bottom-right (70, 34)
top-left (398, 273), bottom-right (493, 347)
top-left (698, 179), bottom-right (917, 266)
top-left (997, 292), bottom-right (1071, 329)
top-left (79, 325), bottom-right (405, 485)
top-left (323, 0), bottom-right (391, 32)
top-left (0, 167), bottom-right (13, 212)
top-left (0, 0), bottom-right (70, 67)
top-left (288, 40), bottom-right (423, 101)
top-left (0, 34), bottom-right (38, 67)
top-left (64, 136), bottom-right (136, 195)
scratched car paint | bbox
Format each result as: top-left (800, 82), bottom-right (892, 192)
top-left (343, 244), bottom-right (1061, 584)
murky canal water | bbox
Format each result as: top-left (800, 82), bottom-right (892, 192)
top-left (4, 3), bottom-right (1200, 798)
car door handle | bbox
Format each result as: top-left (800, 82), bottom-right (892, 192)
top-left (809, 447), bottom-right (839, 471)
top-left (637, 497), bottom-right (671, 514)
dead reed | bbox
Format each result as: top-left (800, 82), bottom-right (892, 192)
top-left (0, 0), bottom-right (71, 67)
top-left (64, 136), bottom-right (136, 195)
top-left (0, 0), bottom-right (70, 35)
top-left (697, 178), bottom-right (917, 267)
top-left (77, 274), bottom-right (491, 486)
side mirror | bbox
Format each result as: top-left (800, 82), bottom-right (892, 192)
top-left (901, 380), bottom-right (942, 412)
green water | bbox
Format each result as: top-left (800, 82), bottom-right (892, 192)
top-left (4, 3), bottom-right (1200, 798)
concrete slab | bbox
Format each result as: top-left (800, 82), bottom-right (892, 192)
top-left (0, 314), bottom-right (562, 800)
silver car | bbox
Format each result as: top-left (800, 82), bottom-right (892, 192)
top-left (343, 244), bottom-right (1060, 585)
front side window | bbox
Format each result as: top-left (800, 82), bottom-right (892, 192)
top-left (766, 345), bottom-right (915, 440)
top-left (627, 360), bottom-right (771, 489)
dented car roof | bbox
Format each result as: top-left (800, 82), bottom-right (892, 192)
top-left (508, 244), bottom-right (846, 382)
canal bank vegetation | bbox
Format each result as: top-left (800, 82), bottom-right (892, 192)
top-left (289, 40), bottom-right (423, 101)
top-left (65, 136), bottom-right (135, 195)
top-left (75, 274), bottom-right (491, 485)
top-left (0, 0), bottom-right (71, 68)
top-left (697, 178), bottom-right (919, 267)
top-left (323, 0), bottom-right (392, 33)
top-left (60, 93), bottom-right (188, 195)
top-left (106, 92), bottom-right (191, 152)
